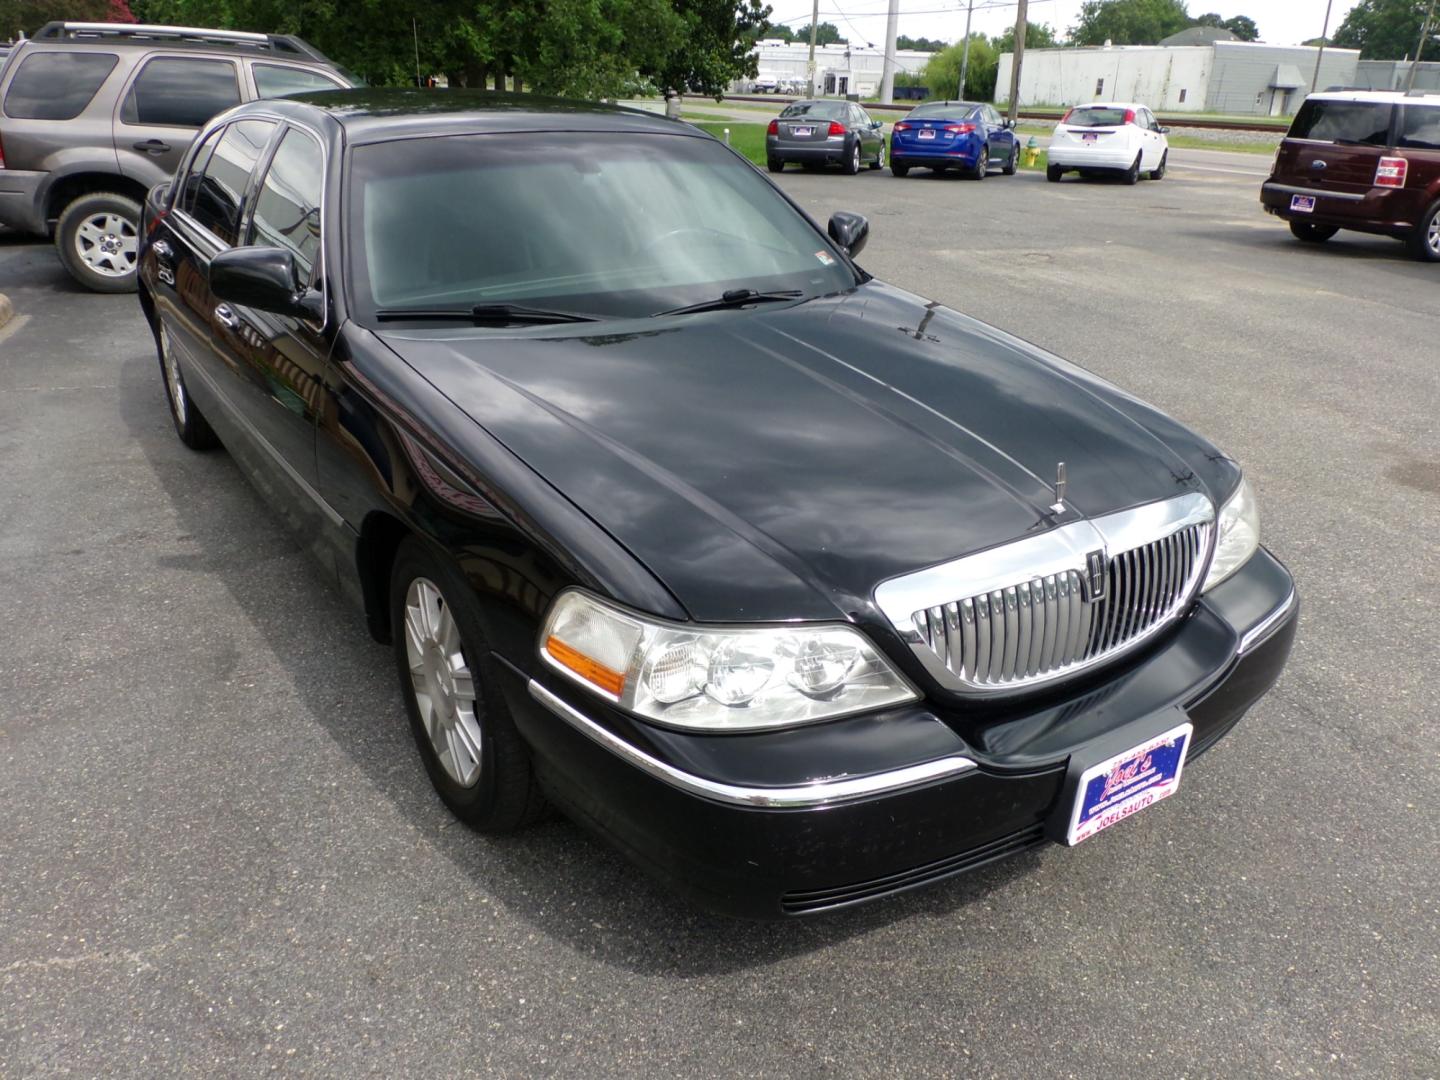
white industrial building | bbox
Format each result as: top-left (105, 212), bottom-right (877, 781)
top-left (995, 41), bottom-right (1363, 116)
top-left (735, 39), bottom-right (934, 99)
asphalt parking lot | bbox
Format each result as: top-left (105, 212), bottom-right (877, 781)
top-left (2, 149), bottom-right (1437, 1078)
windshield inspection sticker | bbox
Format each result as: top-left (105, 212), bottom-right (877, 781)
top-left (815, 250), bottom-right (836, 266)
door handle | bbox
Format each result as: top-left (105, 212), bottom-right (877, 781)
top-left (214, 303), bottom-right (240, 330)
top-left (133, 139), bottom-right (171, 154)
top-left (152, 240), bottom-right (174, 262)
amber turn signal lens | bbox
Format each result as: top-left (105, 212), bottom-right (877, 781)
top-left (545, 635), bottom-right (626, 697)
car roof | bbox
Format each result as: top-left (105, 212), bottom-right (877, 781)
top-left (1070, 102), bottom-right (1145, 110)
top-left (1304, 89), bottom-right (1440, 106)
top-left (27, 21), bottom-right (334, 64)
top-left (907, 100), bottom-right (982, 110)
top-left (256, 88), bottom-right (702, 144)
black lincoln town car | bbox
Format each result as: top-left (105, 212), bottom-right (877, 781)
top-left (136, 90), bottom-right (1297, 917)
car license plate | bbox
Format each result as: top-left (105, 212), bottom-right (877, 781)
top-left (918, 128), bottom-right (936, 139)
top-left (1064, 720), bottom-right (1193, 845)
top-left (793, 126), bottom-right (813, 137)
top-left (1082, 132), bottom-right (1098, 143)
top-left (1290, 194), bottom-right (1316, 213)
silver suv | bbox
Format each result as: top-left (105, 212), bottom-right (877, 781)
top-left (0, 21), bottom-right (352, 292)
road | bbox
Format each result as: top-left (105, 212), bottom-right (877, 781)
top-left (1, 156), bottom-right (1437, 1078)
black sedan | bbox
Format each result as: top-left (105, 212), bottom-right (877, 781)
top-left (137, 90), bottom-right (1296, 918)
top-left (765, 99), bottom-right (886, 174)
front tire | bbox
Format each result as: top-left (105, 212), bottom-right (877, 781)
top-left (154, 320), bottom-right (219, 451)
top-left (843, 141), bottom-right (861, 175)
top-left (1149, 150), bottom-right (1168, 180)
top-left (1002, 144), bottom-right (1018, 175)
top-left (971, 145), bottom-right (989, 180)
top-left (56, 191), bottom-right (142, 293)
top-left (1407, 199), bottom-right (1440, 262)
top-left (1290, 220), bottom-right (1339, 244)
top-left (390, 537), bottom-right (547, 833)
top-left (870, 140), bottom-right (885, 170)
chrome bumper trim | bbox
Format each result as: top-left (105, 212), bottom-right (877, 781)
top-left (527, 680), bottom-right (977, 809)
top-left (1238, 587), bottom-right (1297, 655)
top-left (1263, 182), bottom-right (1366, 203)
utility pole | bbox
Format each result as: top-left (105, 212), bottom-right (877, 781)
top-left (1309, 0), bottom-right (1333, 94)
top-left (806, 0), bottom-right (820, 95)
top-left (1006, 0), bottom-right (1028, 125)
top-left (958, 0), bottom-right (975, 100)
top-left (1406, 0), bottom-right (1437, 93)
top-left (879, 0), bottom-right (900, 103)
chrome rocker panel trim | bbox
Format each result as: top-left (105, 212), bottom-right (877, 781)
top-left (527, 680), bottom-right (977, 809)
top-left (874, 492), bottom-right (1215, 696)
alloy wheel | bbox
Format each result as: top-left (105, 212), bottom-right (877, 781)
top-left (160, 324), bottom-right (186, 423)
top-left (1428, 212), bottom-right (1440, 257)
top-left (74, 212), bottom-right (137, 278)
top-left (403, 577), bottom-right (483, 788)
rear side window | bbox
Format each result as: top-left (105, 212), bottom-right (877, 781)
top-left (1399, 105), bottom-right (1440, 151)
top-left (178, 126), bottom-right (225, 217)
top-left (253, 64), bottom-right (342, 99)
top-left (190, 119), bottom-right (275, 244)
top-left (3, 52), bottom-right (117, 120)
top-left (121, 57), bottom-right (239, 128)
top-left (1288, 100), bottom-right (1391, 146)
top-left (248, 127), bottom-right (324, 283)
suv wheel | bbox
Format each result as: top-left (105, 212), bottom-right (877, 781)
top-left (1408, 200), bottom-right (1440, 262)
top-left (57, 192), bottom-right (142, 293)
top-left (1289, 220), bottom-right (1339, 244)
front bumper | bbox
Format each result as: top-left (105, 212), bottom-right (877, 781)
top-left (0, 170), bottom-right (47, 235)
top-left (1260, 180), bottom-right (1420, 236)
top-left (504, 548), bottom-right (1297, 917)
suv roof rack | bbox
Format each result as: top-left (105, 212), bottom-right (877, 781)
top-left (32, 22), bottom-right (331, 62)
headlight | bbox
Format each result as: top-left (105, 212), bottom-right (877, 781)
top-left (538, 591), bottom-right (918, 732)
top-left (1202, 475), bottom-right (1260, 593)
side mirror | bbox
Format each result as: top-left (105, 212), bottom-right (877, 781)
top-left (1004, 118), bottom-right (1015, 129)
top-left (1158, 126), bottom-right (1171, 134)
top-left (210, 246), bottom-right (323, 322)
top-left (827, 210), bottom-right (869, 259)
top-left (871, 119), bottom-right (883, 130)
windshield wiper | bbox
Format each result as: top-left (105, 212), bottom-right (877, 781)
top-left (375, 303), bottom-right (599, 325)
top-left (652, 289), bottom-right (805, 318)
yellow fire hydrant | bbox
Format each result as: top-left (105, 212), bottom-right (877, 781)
top-left (1023, 136), bottom-right (1040, 168)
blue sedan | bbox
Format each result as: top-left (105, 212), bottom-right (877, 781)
top-left (890, 101), bottom-right (1019, 179)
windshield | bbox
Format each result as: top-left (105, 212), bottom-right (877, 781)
top-left (348, 132), bottom-right (856, 322)
top-left (906, 103), bottom-right (979, 120)
top-left (1288, 99), bottom-right (1391, 145)
top-left (1064, 107), bottom-right (1131, 128)
top-left (779, 101), bottom-right (847, 120)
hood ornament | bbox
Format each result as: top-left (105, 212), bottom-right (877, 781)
top-left (1050, 462), bottom-right (1067, 514)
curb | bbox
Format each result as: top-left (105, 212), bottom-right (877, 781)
top-left (0, 293), bottom-right (12, 329)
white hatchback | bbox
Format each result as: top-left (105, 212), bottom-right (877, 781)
top-left (1047, 103), bottom-right (1170, 184)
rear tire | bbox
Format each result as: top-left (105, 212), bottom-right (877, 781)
top-left (55, 191), bottom-right (142, 294)
top-left (1290, 220), bottom-right (1339, 244)
top-left (1122, 153), bottom-right (1141, 185)
top-left (767, 157), bottom-right (784, 173)
top-left (154, 320), bottom-right (219, 451)
top-left (1149, 150), bottom-right (1168, 180)
top-left (971, 145), bottom-right (989, 180)
top-left (389, 537), bottom-right (547, 833)
top-left (1002, 144), bottom-right (1018, 175)
top-left (1046, 163), bottom-right (1063, 182)
top-left (843, 141), bottom-right (861, 175)
top-left (1407, 199), bottom-right (1440, 262)
top-left (890, 160), bottom-right (910, 177)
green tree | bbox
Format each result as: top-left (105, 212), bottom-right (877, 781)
top-left (923, 34), bottom-right (997, 101)
top-left (646, 0), bottom-right (771, 97)
top-left (792, 21), bottom-right (845, 45)
top-left (993, 20), bottom-right (1059, 53)
top-left (1, 0), bottom-right (118, 35)
top-left (1332, 0), bottom-right (1430, 60)
top-left (1192, 11), bottom-right (1260, 39)
top-left (1071, 0), bottom-right (1193, 46)
top-left (897, 34), bottom-right (947, 51)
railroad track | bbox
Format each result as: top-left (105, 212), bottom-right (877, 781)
top-left (718, 94), bottom-right (1287, 133)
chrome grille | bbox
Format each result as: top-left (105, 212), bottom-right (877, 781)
top-left (874, 493), bottom-right (1215, 695)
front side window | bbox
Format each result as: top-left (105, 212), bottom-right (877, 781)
top-left (121, 57), bottom-right (239, 128)
top-left (190, 119), bottom-right (276, 244)
top-left (253, 63), bottom-right (343, 100)
top-left (1399, 105), bottom-right (1440, 151)
top-left (248, 127), bottom-right (324, 283)
top-left (1287, 100), bottom-right (1392, 146)
top-left (3, 51), bottom-right (117, 120)
top-left (349, 132), bottom-right (858, 321)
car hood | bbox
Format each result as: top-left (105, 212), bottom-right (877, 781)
top-left (381, 282), bottom-right (1237, 625)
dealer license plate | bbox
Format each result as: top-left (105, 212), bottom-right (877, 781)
top-left (1082, 132), bottom-right (1098, 142)
top-left (918, 128), bottom-right (936, 139)
top-left (1290, 194), bottom-right (1316, 213)
top-left (1064, 721), bottom-right (1193, 845)
top-left (793, 125), bottom-right (813, 137)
